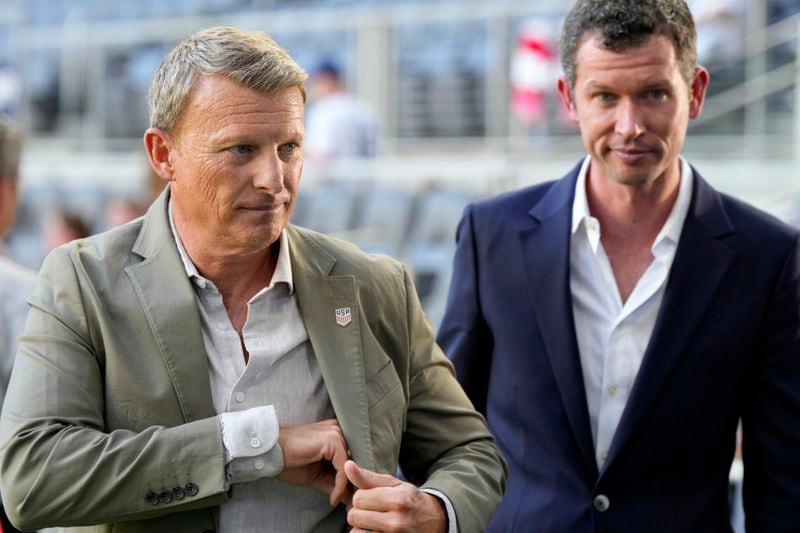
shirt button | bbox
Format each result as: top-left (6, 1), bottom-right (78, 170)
top-left (607, 385), bottom-right (617, 396)
top-left (234, 392), bottom-right (245, 403)
top-left (593, 494), bottom-right (611, 512)
top-left (250, 437), bottom-right (262, 448)
top-left (600, 450), bottom-right (608, 461)
top-left (216, 321), bottom-right (228, 331)
top-left (254, 459), bottom-right (265, 470)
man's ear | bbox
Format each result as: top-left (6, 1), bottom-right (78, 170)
top-left (557, 75), bottom-right (579, 122)
top-left (143, 128), bottom-right (177, 182)
top-left (689, 66), bottom-right (710, 120)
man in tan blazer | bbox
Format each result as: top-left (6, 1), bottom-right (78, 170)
top-left (0, 27), bottom-right (505, 533)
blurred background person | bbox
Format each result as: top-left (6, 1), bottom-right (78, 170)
top-left (0, 113), bottom-right (32, 533)
top-left (304, 61), bottom-right (381, 165)
top-left (41, 208), bottom-right (90, 253)
top-left (104, 198), bottom-right (145, 228)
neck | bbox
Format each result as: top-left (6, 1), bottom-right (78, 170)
top-left (172, 209), bottom-right (278, 303)
top-left (586, 163), bottom-right (680, 242)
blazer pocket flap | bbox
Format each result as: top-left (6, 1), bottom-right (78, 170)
top-left (366, 359), bottom-right (403, 409)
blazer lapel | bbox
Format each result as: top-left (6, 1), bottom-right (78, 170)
top-left (125, 189), bottom-right (217, 423)
top-left (287, 226), bottom-right (374, 471)
top-left (604, 172), bottom-right (735, 470)
top-left (519, 164), bottom-right (598, 479)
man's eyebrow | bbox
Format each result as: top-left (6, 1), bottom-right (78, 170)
top-left (583, 81), bottom-right (614, 91)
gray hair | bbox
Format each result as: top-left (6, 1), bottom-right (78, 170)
top-left (148, 26), bottom-right (308, 133)
top-left (560, 0), bottom-right (697, 88)
top-left (0, 114), bottom-right (23, 182)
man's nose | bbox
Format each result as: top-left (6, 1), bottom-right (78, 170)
top-left (253, 151), bottom-right (284, 193)
top-left (614, 100), bottom-right (645, 141)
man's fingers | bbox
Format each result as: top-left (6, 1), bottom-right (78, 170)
top-left (347, 507), bottom-right (390, 532)
top-left (329, 464), bottom-right (349, 506)
top-left (344, 460), bottom-right (401, 490)
top-left (352, 485), bottom-right (416, 512)
top-left (327, 424), bottom-right (350, 506)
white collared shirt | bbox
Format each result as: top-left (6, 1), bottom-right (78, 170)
top-left (569, 156), bottom-right (693, 468)
top-left (167, 203), bottom-right (457, 532)
top-left (169, 203), bottom-right (342, 531)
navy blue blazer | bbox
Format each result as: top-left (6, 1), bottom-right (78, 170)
top-left (437, 161), bottom-right (800, 532)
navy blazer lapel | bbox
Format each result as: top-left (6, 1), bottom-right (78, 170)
top-left (519, 162), bottom-right (598, 479)
top-left (605, 171), bottom-right (735, 470)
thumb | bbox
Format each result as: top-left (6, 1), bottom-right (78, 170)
top-left (344, 460), bottom-right (400, 490)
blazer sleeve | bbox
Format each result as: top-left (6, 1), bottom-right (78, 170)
top-left (741, 233), bottom-right (800, 530)
top-left (399, 264), bottom-right (507, 533)
top-left (436, 204), bottom-right (494, 415)
top-left (0, 247), bottom-right (229, 531)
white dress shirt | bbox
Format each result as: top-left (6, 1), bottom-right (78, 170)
top-left (570, 156), bottom-right (693, 469)
top-left (170, 204), bottom-right (342, 531)
top-left (168, 203), bottom-right (457, 532)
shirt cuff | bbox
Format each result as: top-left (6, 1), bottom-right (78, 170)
top-left (421, 488), bottom-right (458, 533)
top-left (219, 406), bottom-right (284, 484)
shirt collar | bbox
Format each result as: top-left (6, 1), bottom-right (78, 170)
top-left (571, 156), bottom-right (594, 235)
top-left (570, 155), bottom-right (694, 249)
top-left (167, 198), bottom-right (294, 293)
top-left (654, 157), bottom-right (693, 249)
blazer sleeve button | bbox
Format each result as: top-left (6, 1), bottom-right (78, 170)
top-left (172, 486), bottom-right (185, 500)
top-left (145, 491), bottom-right (159, 505)
top-left (185, 482), bottom-right (199, 497)
top-left (158, 491), bottom-right (172, 504)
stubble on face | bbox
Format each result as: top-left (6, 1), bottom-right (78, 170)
top-left (167, 76), bottom-right (305, 261)
top-left (565, 34), bottom-right (695, 196)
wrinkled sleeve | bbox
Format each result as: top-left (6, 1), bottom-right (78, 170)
top-left (399, 263), bottom-right (507, 533)
top-left (742, 234), bottom-right (800, 530)
top-left (0, 247), bottom-right (229, 531)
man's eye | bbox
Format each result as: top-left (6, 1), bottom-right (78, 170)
top-left (596, 93), bottom-right (615, 102)
top-left (647, 89), bottom-right (667, 100)
top-left (230, 145), bottom-right (255, 155)
top-left (280, 143), bottom-right (298, 154)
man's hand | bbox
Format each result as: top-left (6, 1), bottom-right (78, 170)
top-left (277, 419), bottom-right (350, 506)
top-left (345, 460), bottom-right (446, 533)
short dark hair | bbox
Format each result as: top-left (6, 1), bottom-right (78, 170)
top-left (559, 0), bottom-right (697, 88)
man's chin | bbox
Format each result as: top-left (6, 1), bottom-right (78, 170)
top-left (606, 162), bottom-right (659, 188)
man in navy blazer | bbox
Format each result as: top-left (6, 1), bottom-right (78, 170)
top-left (438, 0), bottom-right (800, 531)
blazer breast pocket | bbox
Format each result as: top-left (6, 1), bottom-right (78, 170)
top-left (366, 360), bottom-right (407, 472)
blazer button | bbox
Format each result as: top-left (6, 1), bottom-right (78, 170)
top-left (172, 486), bottom-right (185, 500)
top-left (145, 491), bottom-right (159, 505)
top-left (593, 494), bottom-right (610, 512)
top-left (185, 482), bottom-right (199, 497)
top-left (158, 491), bottom-right (172, 504)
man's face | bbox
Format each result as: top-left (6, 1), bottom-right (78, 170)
top-left (167, 75), bottom-right (304, 256)
top-left (558, 34), bottom-right (708, 189)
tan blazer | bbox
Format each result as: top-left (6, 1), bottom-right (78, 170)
top-left (0, 190), bottom-right (506, 532)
